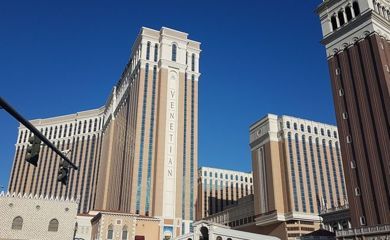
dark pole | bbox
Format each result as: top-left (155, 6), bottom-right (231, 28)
top-left (0, 96), bottom-right (78, 170)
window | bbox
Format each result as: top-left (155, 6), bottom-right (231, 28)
top-left (48, 219), bottom-right (59, 232)
top-left (350, 161), bottom-right (356, 169)
top-left (154, 43), bottom-right (158, 62)
top-left (12, 216), bottom-right (23, 230)
top-left (301, 124), bottom-right (304, 132)
top-left (355, 187), bottom-right (361, 196)
top-left (353, 2), bottom-right (360, 16)
top-left (122, 226), bottom-right (128, 240)
top-left (286, 121), bottom-right (291, 129)
top-left (321, 128), bottom-right (325, 136)
top-left (327, 130), bottom-right (331, 137)
top-left (107, 224), bottom-right (114, 239)
top-left (314, 127), bottom-right (318, 134)
top-left (331, 16), bottom-right (338, 31)
top-left (338, 11), bottom-right (345, 26)
top-left (293, 123), bottom-right (297, 130)
top-left (342, 112), bottom-right (348, 119)
top-left (308, 126), bottom-right (311, 133)
top-left (146, 41), bottom-right (151, 60)
top-left (216, 237), bottom-right (222, 240)
top-left (204, 171), bottom-right (207, 176)
top-left (346, 6), bottom-right (353, 21)
top-left (360, 216), bottom-right (366, 225)
top-left (172, 43), bottom-right (177, 62)
top-left (346, 135), bottom-right (352, 143)
top-left (334, 131), bottom-right (338, 138)
top-left (191, 53), bottom-right (195, 71)
top-left (339, 88), bottom-right (344, 96)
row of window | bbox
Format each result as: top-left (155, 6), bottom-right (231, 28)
top-left (331, 2), bottom-right (360, 32)
top-left (106, 224), bottom-right (128, 240)
top-left (11, 217), bottom-right (59, 232)
top-left (18, 117), bottom-right (102, 143)
top-left (287, 132), bottom-right (346, 212)
top-left (373, 0), bottom-right (390, 20)
top-left (285, 121), bottom-right (338, 138)
top-left (202, 171), bottom-right (252, 183)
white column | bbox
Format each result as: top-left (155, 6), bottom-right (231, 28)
top-left (351, 5), bottom-right (356, 18)
top-left (342, 9), bottom-right (348, 23)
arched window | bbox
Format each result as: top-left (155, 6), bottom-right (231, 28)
top-left (346, 6), bottom-right (353, 21)
top-left (331, 16), bottom-right (338, 31)
top-left (172, 43), bottom-right (177, 62)
top-left (122, 225), bottom-right (128, 240)
top-left (334, 131), bottom-right (338, 138)
top-left (154, 43), bottom-right (158, 62)
top-left (83, 120), bottom-right (87, 133)
top-left (107, 224), bottom-right (114, 240)
top-left (327, 130), bottom-right (331, 137)
top-left (12, 216), bottom-right (23, 230)
top-left (216, 237), bottom-right (223, 240)
top-left (48, 219), bottom-right (59, 232)
top-left (94, 118), bottom-right (98, 131)
top-left (314, 127), bottom-right (318, 134)
top-left (301, 124), bottom-right (305, 132)
top-left (286, 121), bottom-right (291, 129)
top-left (338, 11), bottom-right (345, 26)
top-left (308, 126), bottom-right (311, 133)
top-left (146, 41), bottom-right (151, 60)
top-left (353, 2), bottom-right (360, 16)
top-left (64, 124), bottom-right (68, 137)
top-left (293, 123), bottom-right (297, 130)
top-left (191, 53), bottom-right (195, 71)
top-left (19, 131), bottom-right (23, 143)
top-left (200, 226), bottom-right (209, 240)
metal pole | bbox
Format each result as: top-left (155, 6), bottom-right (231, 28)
top-left (0, 96), bottom-right (78, 170)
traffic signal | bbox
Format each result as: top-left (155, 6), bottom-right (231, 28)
top-left (25, 135), bottom-right (41, 166)
top-left (58, 160), bottom-right (70, 185)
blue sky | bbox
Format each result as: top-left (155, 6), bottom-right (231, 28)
top-left (0, 0), bottom-right (333, 188)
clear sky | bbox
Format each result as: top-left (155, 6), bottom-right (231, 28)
top-left (0, 0), bottom-right (333, 189)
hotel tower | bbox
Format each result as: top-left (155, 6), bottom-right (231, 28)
top-left (249, 114), bottom-right (347, 239)
top-left (7, 27), bottom-right (201, 238)
top-left (317, 0), bottom-right (390, 229)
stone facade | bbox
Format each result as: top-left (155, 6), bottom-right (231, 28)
top-left (176, 220), bottom-right (280, 240)
top-left (0, 191), bottom-right (78, 240)
top-left (90, 211), bottom-right (161, 240)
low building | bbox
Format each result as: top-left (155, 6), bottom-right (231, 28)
top-left (197, 167), bottom-right (253, 220)
top-left (176, 220), bottom-right (280, 240)
top-left (75, 212), bottom-right (98, 240)
top-left (0, 191), bottom-right (78, 240)
top-left (335, 225), bottom-right (390, 240)
top-left (320, 204), bottom-right (351, 233)
top-left (203, 194), bottom-right (255, 229)
top-left (90, 211), bottom-right (161, 240)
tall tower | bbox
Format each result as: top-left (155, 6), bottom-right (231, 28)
top-left (95, 27), bottom-right (200, 238)
top-left (317, 0), bottom-right (390, 228)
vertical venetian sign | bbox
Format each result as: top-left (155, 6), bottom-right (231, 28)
top-left (163, 70), bottom-right (179, 219)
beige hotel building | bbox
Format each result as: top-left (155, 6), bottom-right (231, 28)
top-left (8, 26), bottom-right (201, 239)
top-left (249, 114), bottom-right (348, 239)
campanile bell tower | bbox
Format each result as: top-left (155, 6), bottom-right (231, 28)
top-left (317, 0), bottom-right (390, 228)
